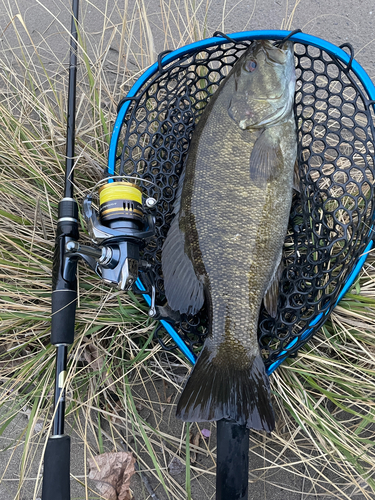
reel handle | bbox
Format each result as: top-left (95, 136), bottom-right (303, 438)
top-left (42, 435), bottom-right (71, 500)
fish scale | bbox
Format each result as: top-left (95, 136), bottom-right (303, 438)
top-left (188, 84), bottom-right (294, 358)
top-left (162, 40), bottom-right (297, 430)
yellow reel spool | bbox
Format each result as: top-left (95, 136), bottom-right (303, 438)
top-left (99, 182), bottom-right (142, 205)
top-left (99, 182), bottom-right (143, 224)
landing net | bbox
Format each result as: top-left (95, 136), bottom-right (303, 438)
top-left (108, 31), bottom-right (375, 370)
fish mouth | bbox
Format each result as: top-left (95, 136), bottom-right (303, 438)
top-left (250, 94), bottom-right (283, 101)
top-left (235, 84), bottom-right (295, 130)
top-left (238, 105), bottom-right (285, 130)
top-left (230, 74), bottom-right (296, 130)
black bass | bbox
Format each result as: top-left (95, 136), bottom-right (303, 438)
top-left (162, 40), bottom-right (297, 431)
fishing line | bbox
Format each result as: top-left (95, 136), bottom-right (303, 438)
top-left (88, 175), bottom-right (162, 200)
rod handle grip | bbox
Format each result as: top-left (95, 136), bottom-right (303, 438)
top-left (42, 435), bottom-right (71, 500)
top-left (51, 290), bottom-right (77, 345)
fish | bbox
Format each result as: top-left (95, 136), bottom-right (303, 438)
top-left (161, 39), bottom-right (297, 431)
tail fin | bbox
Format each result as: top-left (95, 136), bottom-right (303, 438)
top-left (176, 346), bottom-right (275, 432)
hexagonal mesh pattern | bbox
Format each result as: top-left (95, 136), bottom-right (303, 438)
top-left (110, 38), bottom-right (375, 366)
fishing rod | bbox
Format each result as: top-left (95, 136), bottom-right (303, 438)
top-left (42, 1), bottom-right (159, 497)
top-left (42, 1), bottom-right (79, 498)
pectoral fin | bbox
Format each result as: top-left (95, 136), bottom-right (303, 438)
top-left (250, 128), bottom-right (282, 188)
top-left (161, 215), bottom-right (204, 315)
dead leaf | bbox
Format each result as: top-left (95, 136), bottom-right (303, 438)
top-left (22, 406), bottom-right (44, 435)
top-left (168, 456), bottom-right (185, 476)
top-left (162, 379), bottom-right (168, 401)
top-left (189, 431), bottom-right (200, 464)
top-left (88, 451), bottom-right (136, 500)
top-left (109, 403), bottom-right (123, 425)
top-left (161, 393), bottom-right (173, 413)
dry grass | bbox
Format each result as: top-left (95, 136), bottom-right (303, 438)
top-left (1, 1), bottom-right (375, 499)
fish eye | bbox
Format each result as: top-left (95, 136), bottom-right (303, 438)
top-left (244, 60), bottom-right (257, 72)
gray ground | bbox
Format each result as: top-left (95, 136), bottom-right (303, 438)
top-left (1, 0), bottom-right (375, 499)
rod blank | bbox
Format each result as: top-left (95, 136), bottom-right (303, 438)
top-left (64, 0), bottom-right (79, 199)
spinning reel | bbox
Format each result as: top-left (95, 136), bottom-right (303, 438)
top-left (63, 178), bottom-right (158, 312)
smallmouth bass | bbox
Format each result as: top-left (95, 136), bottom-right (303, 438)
top-left (162, 40), bottom-right (297, 430)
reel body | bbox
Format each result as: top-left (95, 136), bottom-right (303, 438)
top-left (65, 181), bottom-right (156, 296)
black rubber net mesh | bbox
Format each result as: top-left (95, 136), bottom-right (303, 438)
top-left (111, 38), bottom-right (375, 367)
